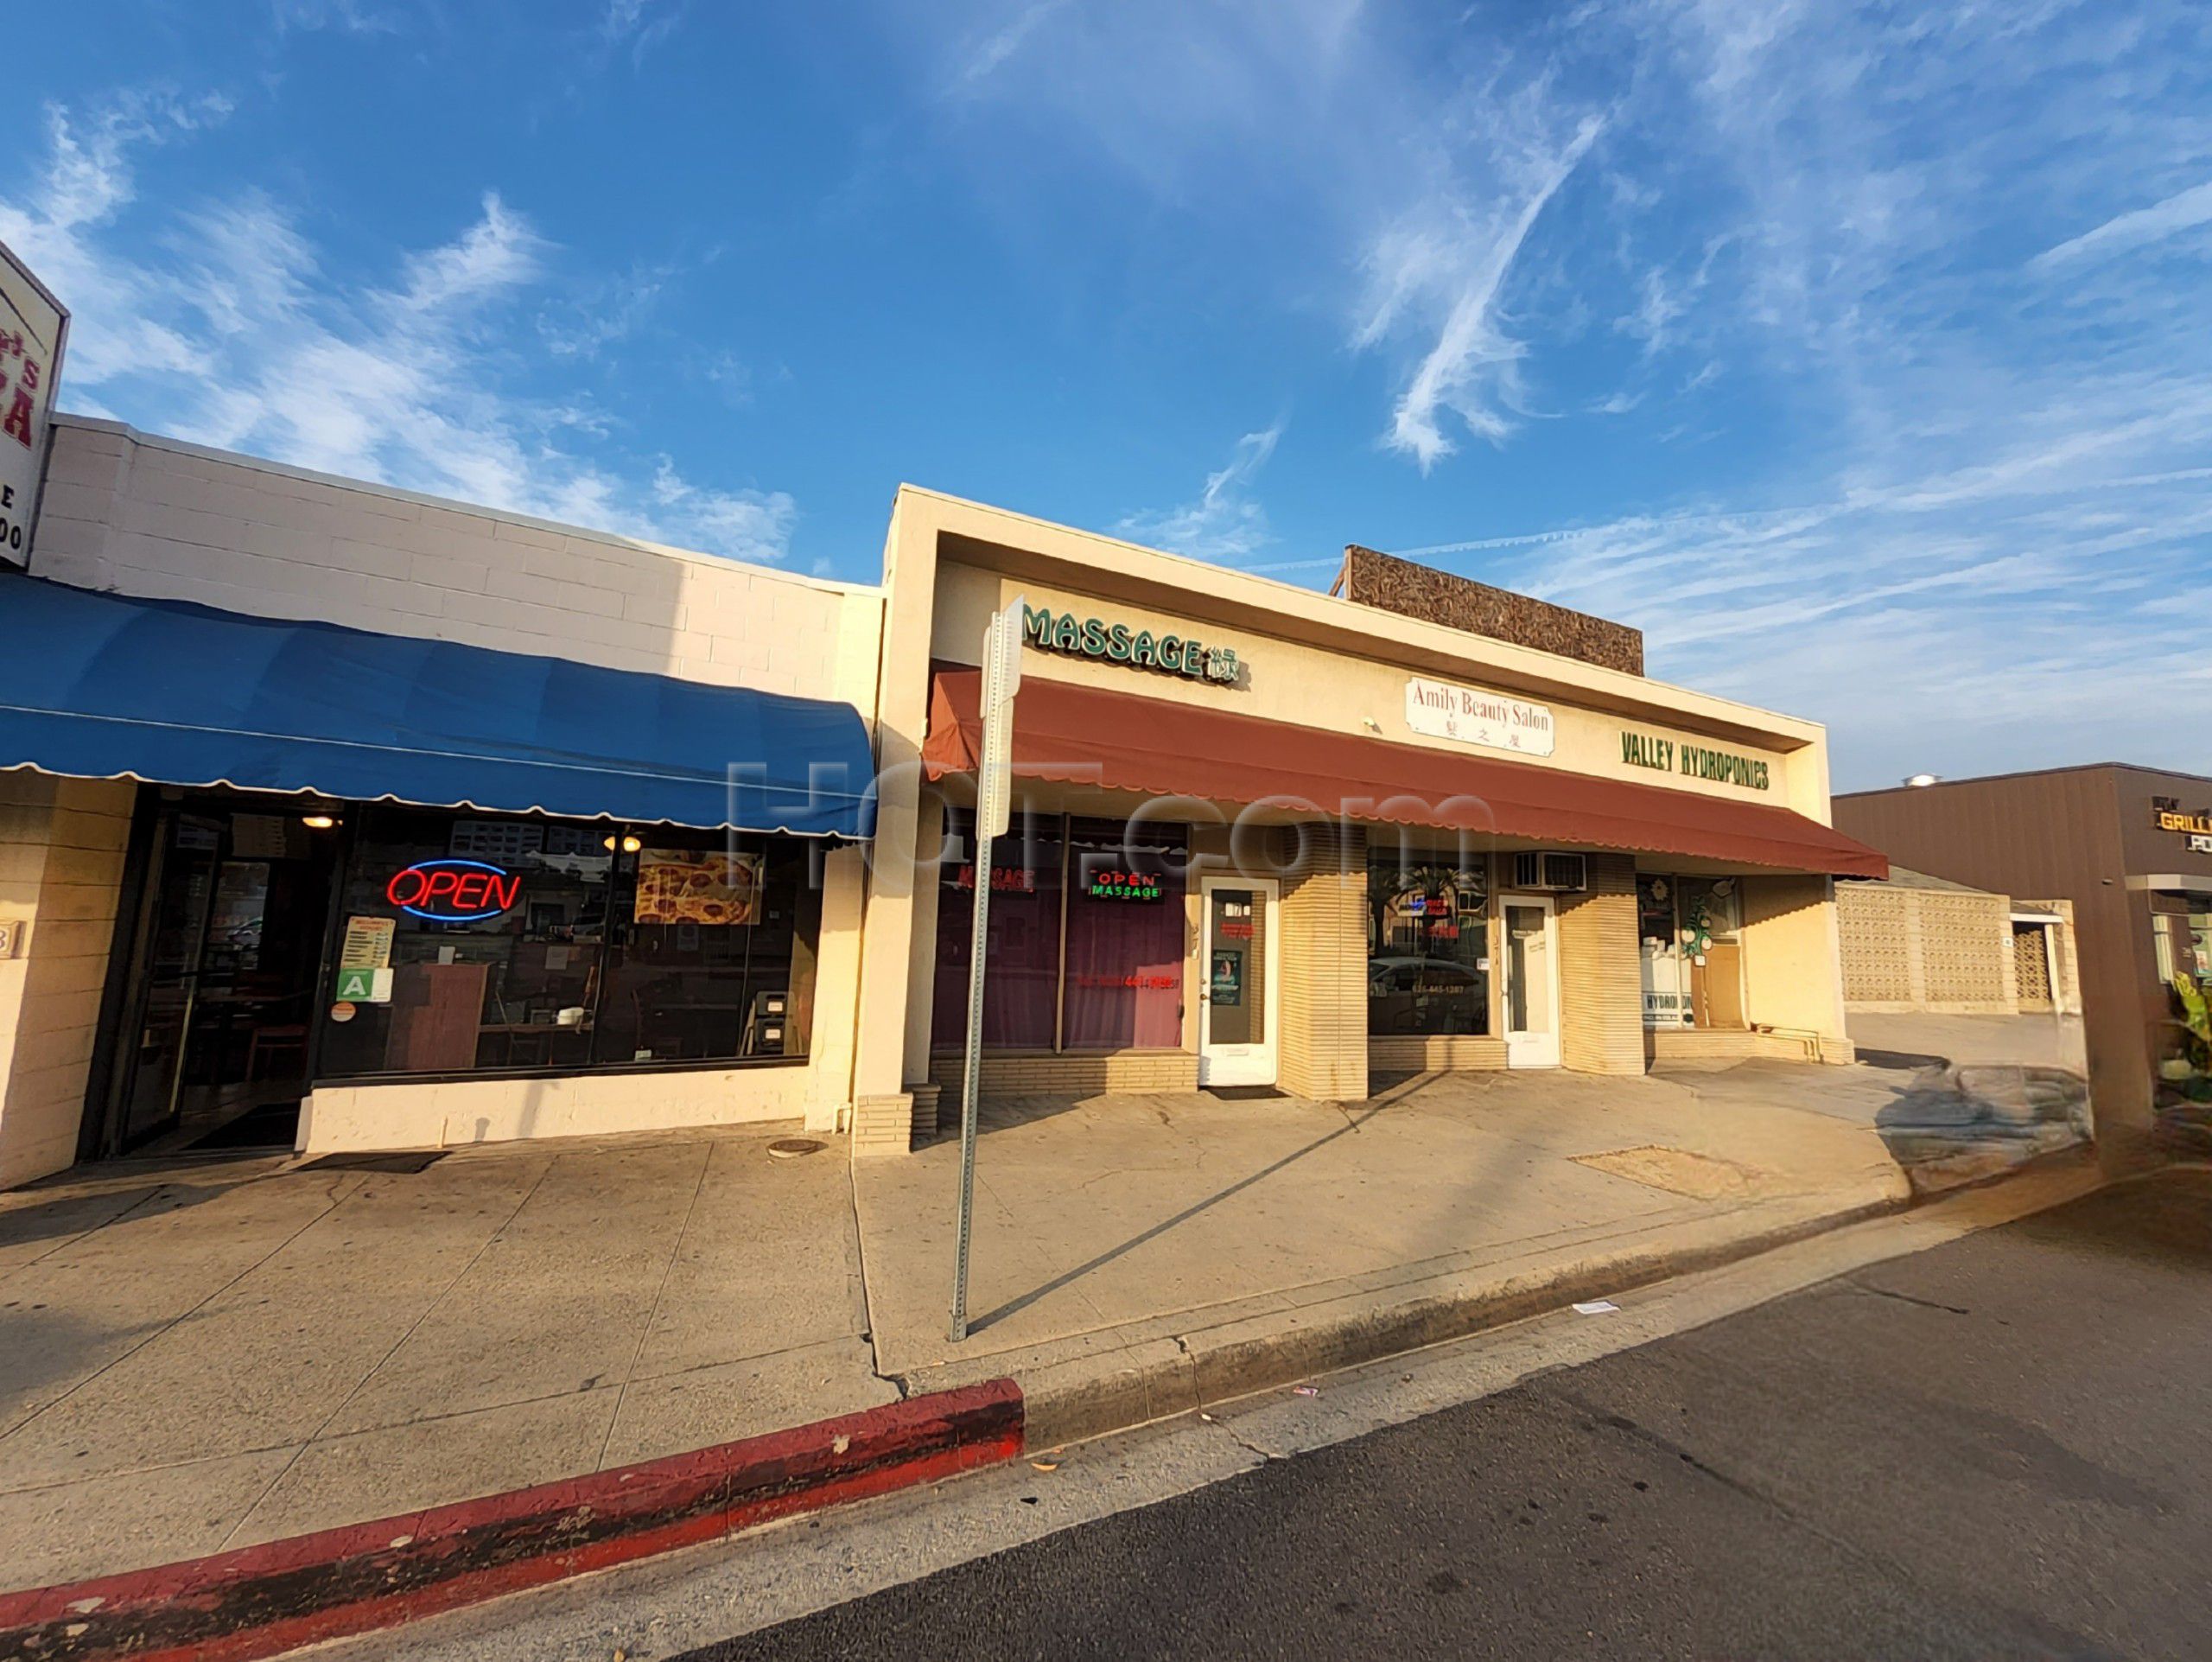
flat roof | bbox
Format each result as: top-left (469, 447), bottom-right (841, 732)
top-left (1837, 760), bottom-right (2212, 798)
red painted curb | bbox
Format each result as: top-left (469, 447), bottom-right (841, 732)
top-left (0, 1379), bottom-right (1023, 1662)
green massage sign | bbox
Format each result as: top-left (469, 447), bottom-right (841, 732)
top-left (1022, 604), bottom-right (1241, 685)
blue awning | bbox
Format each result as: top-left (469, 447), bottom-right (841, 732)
top-left (0, 575), bottom-right (877, 837)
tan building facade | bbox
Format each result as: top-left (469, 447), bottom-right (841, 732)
top-left (843, 489), bottom-right (1884, 1154)
top-left (0, 430), bottom-right (1884, 1185)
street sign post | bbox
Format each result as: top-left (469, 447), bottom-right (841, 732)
top-left (950, 595), bottom-right (1024, 1342)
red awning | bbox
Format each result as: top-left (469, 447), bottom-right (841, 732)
top-left (921, 669), bottom-right (1888, 879)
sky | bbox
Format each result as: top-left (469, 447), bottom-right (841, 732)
top-left (3, 1), bottom-right (2208, 791)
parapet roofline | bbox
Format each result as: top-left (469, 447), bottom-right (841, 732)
top-left (893, 483), bottom-right (1825, 755)
top-left (51, 413), bottom-right (885, 601)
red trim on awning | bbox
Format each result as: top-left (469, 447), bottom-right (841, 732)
top-left (921, 670), bottom-right (1888, 879)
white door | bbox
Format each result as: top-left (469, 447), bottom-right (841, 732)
top-left (1198, 877), bottom-right (1279, 1086)
top-left (1500, 894), bottom-right (1560, 1068)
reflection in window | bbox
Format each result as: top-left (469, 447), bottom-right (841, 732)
top-left (1366, 849), bottom-right (1490, 1036)
top-left (1064, 818), bottom-right (1185, 1049)
top-left (931, 808), bottom-right (1063, 1049)
top-left (316, 808), bottom-right (817, 1079)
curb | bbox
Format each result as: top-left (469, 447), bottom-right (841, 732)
top-left (985, 1188), bottom-right (1912, 1450)
top-left (0, 1380), bottom-right (1022, 1662)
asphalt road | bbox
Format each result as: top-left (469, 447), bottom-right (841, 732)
top-left (682, 1168), bottom-right (2212, 1660)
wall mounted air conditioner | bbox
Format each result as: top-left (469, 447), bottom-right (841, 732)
top-left (1510, 851), bottom-right (1587, 893)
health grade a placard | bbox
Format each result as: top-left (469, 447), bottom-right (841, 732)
top-left (333, 965), bottom-right (393, 1003)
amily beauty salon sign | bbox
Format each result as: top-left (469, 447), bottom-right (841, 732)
top-left (1404, 677), bottom-right (1556, 757)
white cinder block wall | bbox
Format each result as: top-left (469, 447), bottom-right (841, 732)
top-left (34, 417), bottom-right (883, 701)
top-left (19, 416), bottom-right (887, 1158)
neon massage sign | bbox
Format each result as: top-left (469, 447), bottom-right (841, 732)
top-left (386, 859), bottom-right (523, 923)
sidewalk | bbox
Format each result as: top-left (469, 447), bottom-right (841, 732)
top-left (0, 1128), bottom-right (892, 1589)
top-left (854, 1067), bottom-right (1915, 1438)
top-left (3, 1060), bottom-right (2015, 1595)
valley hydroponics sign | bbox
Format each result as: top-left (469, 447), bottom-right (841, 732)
top-left (1022, 604), bottom-right (1241, 685)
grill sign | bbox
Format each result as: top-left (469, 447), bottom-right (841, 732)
top-left (387, 859), bottom-right (521, 922)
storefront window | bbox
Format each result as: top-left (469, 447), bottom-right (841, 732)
top-left (1640, 873), bottom-right (1745, 1029)
top-left (1064, 818), bottom-right (1186, 1049)
top-left (1366, 850), bottom-right (1490, 1035)
top-left (931, 810), bottom-right (1190, 1052)
top-left (317, 807), bottom-right (818, 1078)
top-left (931, 808), bottom-right (1064, 1049)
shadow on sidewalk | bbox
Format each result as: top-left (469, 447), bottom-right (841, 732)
top-left (969, 1073), bottom-right (1452, 1334)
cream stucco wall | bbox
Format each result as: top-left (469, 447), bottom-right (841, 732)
top-left (861, 486), bottom-right (1859, 1145)
top-left (0, 773), bottom-right (135, 1186)
top-left (933, 570), bottom-right (1805, 812)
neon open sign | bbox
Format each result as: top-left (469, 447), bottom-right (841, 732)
top-left (386, 859), bottom-right (522, 923)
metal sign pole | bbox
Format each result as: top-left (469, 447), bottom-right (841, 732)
top-left (950, 596), bottom-right (1024, 1343)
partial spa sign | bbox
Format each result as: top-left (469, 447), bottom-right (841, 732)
top-left (1404, 677), bottom-right (1556, 757)
top-left (0, 240), bottom-right (67, 570)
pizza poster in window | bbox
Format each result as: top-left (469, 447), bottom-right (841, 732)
top-left (634, 850), bottom-right (764, 926)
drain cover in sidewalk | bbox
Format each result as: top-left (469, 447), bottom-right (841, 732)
top-left (768, 1137), bottom-right (827, 1159)
top-left (1573, 1145), bottom-right (1753, 1199)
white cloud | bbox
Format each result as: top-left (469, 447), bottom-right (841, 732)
top-left (1118, 422), bottom-right (1284, 562)
top-left (2031, 179), bottom-right (2212, 268)
top-left (1357, 115), bottom-right (1605, 468)
top-left (599, 0), bottom-right (685, 66)
top-left (0, 95), bottom-right (794, 564)
top-left (951, 0), bottom-right (1072, 94)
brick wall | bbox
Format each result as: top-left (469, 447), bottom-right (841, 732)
top-left (927, 1049), bottom-right (1198, 1103)
top-left (1274, 823), bottom-right (1370, 1101)
top-left (1368, 1035), bottom-right (1509, 1073)
top-left (31, 417), bottom-right (882, 701)
top-left (1556, 852), bottom-right (1643, 1075)
top-left (0, 774), bottom-right (135, 1186)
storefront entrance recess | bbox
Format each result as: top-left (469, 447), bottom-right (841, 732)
top-left (1199, 877), bottom-right (1278, 1087)
top-left (91, 793), bottom-right (341, 1156)
top-left (1501, 894), bottom-right (1560, 1068)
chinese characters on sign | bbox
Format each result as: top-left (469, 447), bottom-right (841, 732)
top-left (1022, 604), bottom-right (1241, 685)
top-left (0, 242), bottom-right (67, 569)
top-left (1404, 678), bottom-right (1556, 756)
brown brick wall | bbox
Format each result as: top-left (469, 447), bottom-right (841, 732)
top-left (1556, 852), bottom-right (1644, 1075)
top-left (1274, 823), bottom-right (1370, 1101)
top-left (1335, 545), bottom-right (1643, 675)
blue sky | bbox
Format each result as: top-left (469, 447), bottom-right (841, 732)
top-left (4, 2), bottom-right (2208, 789)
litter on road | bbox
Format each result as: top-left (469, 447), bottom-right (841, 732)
top-left (1572, 1300), bottom-right (1621, 1315)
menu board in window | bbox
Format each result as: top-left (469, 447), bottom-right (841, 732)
top-left (634, 850), bottom-right (764, 925)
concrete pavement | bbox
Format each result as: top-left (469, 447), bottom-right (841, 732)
top-left (298, 1158), bottom-right (2111, 1662)
top-left (856, 1067), bottom-right (1919, 1442)
top-left (0, 1128), bottom-right (891, 1589)
top-left (0, 1057), bottom-right (2071, 1595)
top-left (683, 1164), bottom-right (2211, 1662)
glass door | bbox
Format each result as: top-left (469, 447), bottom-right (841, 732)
top-left (118, 813), bottom-right (225, 1145)
top-left (1199, 877), bottom-right (1278, 1086)
top-left (1501, 895), bottom-right (1560, 1068)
